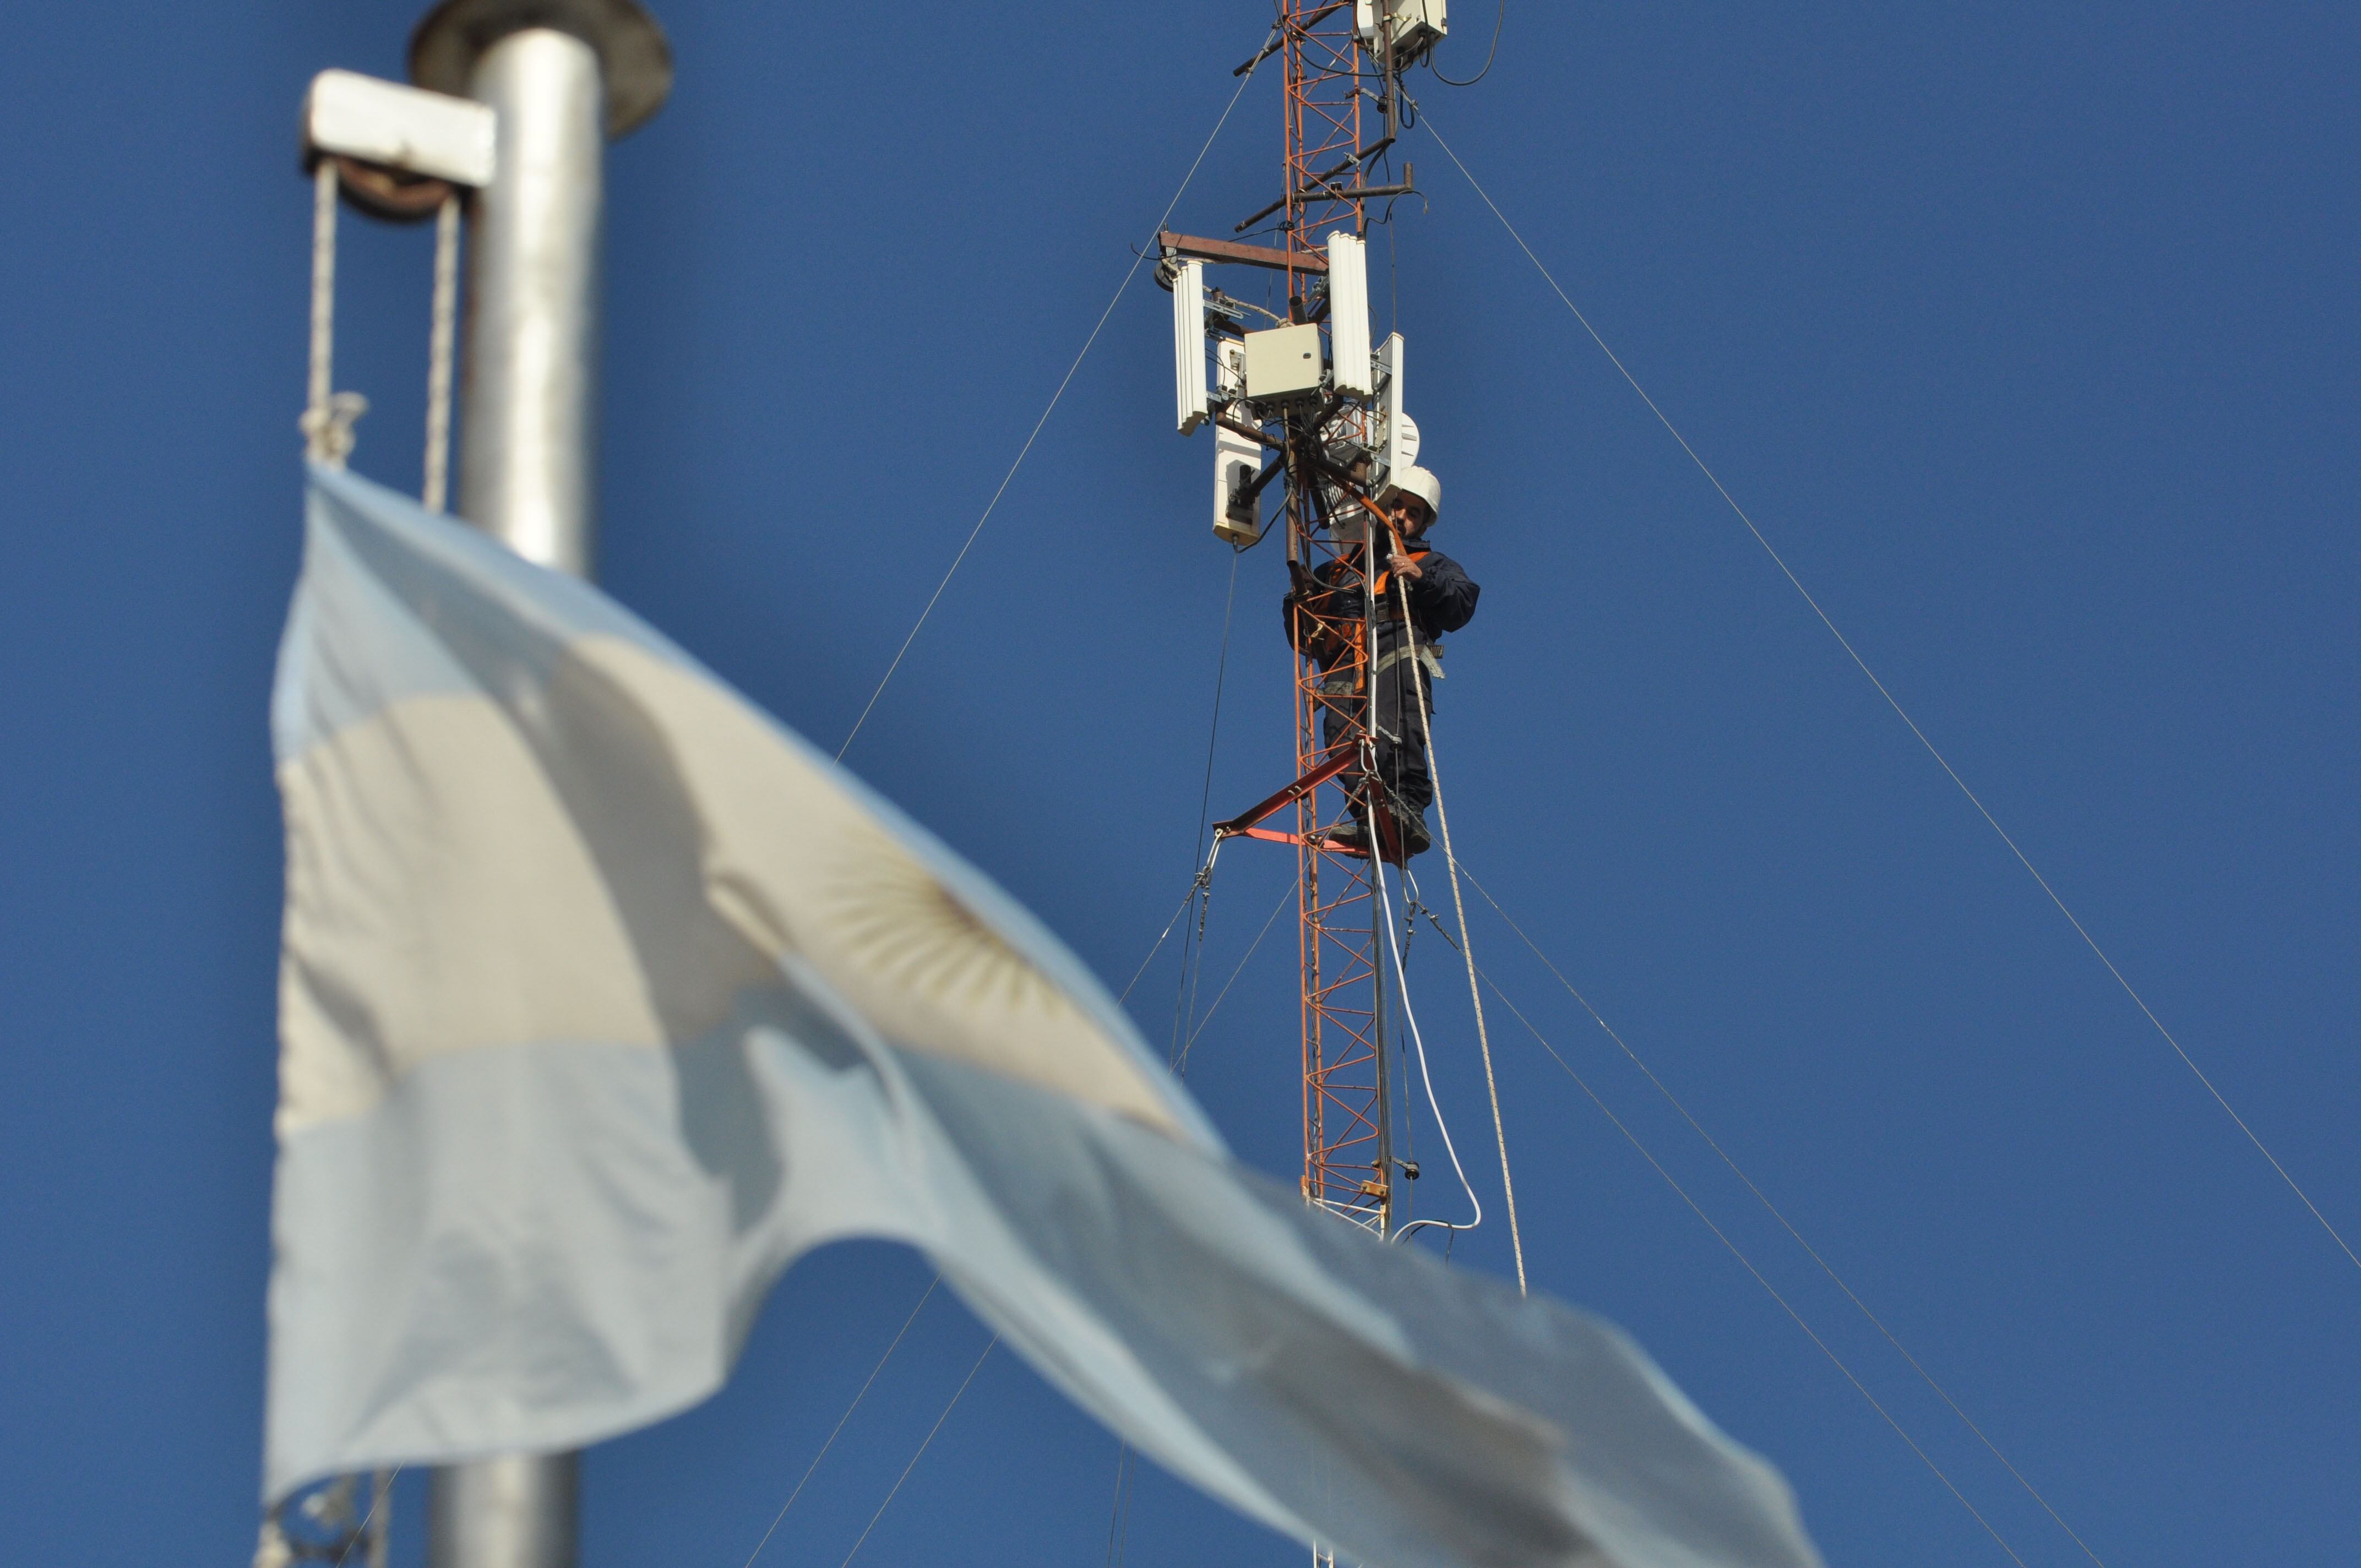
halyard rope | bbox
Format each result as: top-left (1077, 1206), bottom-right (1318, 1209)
top-left (423, 193), bottom-right (460, 511)
top-left (300, 160), bottom-right (367, 466)
top-left (306, 159), bottom-right (335, 448)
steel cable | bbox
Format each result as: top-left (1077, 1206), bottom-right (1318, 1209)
top-left (837, 26), bottom-right (1281, 759)
top-left (1452, 866), bottom-right (2108, 1566)
top-left (835, 1335), bottom-right (999, 1568)
top-left (738, 875), bottom-right (1243, 1567)
top-left (1475, 966), bottom-right (2032, 1568)
top-left (1418, 108), bottom-right (2359, 1278)
top-left (740, 1278), bottom-right (941, 1568)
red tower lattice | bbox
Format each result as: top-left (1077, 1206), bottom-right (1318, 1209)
top-left (1185, 2), bottom-right (1424, 1233)
top-left (1285, 2), bottom-right (1386, 1232)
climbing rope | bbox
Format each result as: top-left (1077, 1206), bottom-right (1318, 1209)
top-left (1418, 106), bottom-right (2358, 1280)
top-left (1391, 571), bottom-right (1526, 1292)
top-left (1120, 883), bottom-right (1203, 1004)
top-left (1168, 541), bottom-right (1247, 1068)
top-left (1101, 1440), bottom-right (1139, 1568)
top-left (1190, 548), bottom-right (1244, 873)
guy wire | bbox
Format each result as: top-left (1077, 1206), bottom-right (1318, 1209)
top-left (1476, 967), bottom-right (2032, 1568)
top-left (1445, 868), bottom-right (2108, 1566)
top-left (1417, 107), bottom-right (2358, 1279)
top-left (837, 24), bottom-right (1280, 759)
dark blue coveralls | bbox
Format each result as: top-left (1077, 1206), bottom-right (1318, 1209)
top-left (1282, 542), bottom-right (1481, 855)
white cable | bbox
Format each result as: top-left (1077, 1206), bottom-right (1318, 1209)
top-left (1372, 851), bottom-right (1482, 1242)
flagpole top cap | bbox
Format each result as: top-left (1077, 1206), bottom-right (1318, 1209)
top-left (411, 0), bottom-right (672, 138)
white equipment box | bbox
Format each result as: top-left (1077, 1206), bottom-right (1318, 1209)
top-left (1212, 340), bottom-right (1263, 546)
top-left (1356, 0), bottom-right (1448, 59)
top-left (1242, 323), bottom-right (1324, 404)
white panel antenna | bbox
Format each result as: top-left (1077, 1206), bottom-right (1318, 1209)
top-left (1173, 260), bottom-right (1209, 435)
top-left (1212, 340), bottom-right (1263, 546)
top-left (1377, 331), bottom-right (1413, 489)
top-left (1326, 231), bottom-right (1372, 397)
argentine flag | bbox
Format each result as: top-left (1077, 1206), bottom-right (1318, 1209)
top-left (264, 464), bottom-right (1824, 1568)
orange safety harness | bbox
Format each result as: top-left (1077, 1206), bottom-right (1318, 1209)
top-left (1297, 537), bottom-right (1445, 695)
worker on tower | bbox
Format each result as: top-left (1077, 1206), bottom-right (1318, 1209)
top-left (1282, 464), bottom-right (1478, 861)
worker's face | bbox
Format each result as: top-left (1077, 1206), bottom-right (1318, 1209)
top-left (1399, 498), bottom-right (1433, 539)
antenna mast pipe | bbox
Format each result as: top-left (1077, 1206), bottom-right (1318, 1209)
top-left (403, 2), bottom-right (670, 1564)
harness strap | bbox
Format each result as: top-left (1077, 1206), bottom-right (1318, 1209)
top-left (1372, 641), bottom-right (1445, 683)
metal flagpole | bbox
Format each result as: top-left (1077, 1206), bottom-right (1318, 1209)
top-left (404, 3), bottom-right (670, 1564)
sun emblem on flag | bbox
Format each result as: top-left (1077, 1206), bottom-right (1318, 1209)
top-left (823, 826), bottom-right (1069, 1019)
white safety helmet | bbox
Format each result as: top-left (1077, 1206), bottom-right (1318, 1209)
top-left (1391, 464), bottom-right (1442, 524)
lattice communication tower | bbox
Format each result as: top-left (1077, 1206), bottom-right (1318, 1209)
top-left (1162, 1), bottom-right (1446, 1233)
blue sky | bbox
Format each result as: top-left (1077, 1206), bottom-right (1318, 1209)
top-left (2, 3), bottom-right (2354, 1564)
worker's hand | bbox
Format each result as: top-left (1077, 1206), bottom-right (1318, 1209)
top-left (1388, 549), bottom-right (1424, 581)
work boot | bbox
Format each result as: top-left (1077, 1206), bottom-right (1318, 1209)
top-left (1398, 810), bottom-right (1433, 859)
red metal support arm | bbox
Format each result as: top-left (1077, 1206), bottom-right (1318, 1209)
top-left (1214, 751), bottom-right (1357, 839)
